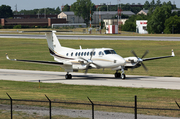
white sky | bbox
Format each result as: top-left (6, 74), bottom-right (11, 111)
top-left (0, 0), bottom-right (179, 11)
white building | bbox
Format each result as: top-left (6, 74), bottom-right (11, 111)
top-left (136, 20), bottom-right (148, 34)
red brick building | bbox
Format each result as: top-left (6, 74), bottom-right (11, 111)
top-left (1, 15), bottom-right (67, 27)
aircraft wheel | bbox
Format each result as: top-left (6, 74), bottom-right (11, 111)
top-left (65, 74), bottom-right (72, 79)
top-left (121, 74), bottom-right (126, 80)
top-left (115, 72), bottom-right (121, 78)
top-left (69, 74), bottom-right (72, 79)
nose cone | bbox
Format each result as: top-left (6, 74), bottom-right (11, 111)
top-left (114, 55), bottom-right (126, 66)
top-left (119, 57), bottom-right (126, 66)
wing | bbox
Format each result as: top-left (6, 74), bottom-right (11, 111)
top-left (6, 53), bottom-right (63, 66)
top-left (142, 49), bottom-right (175, 61)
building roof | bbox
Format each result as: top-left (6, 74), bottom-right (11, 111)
top-left (61, 12), bottom-right (75, 15)
top-left (137, 10), bottom-right (149, 15)
top-left (137, 9), bottom-right (180, 15)
top-left (61, 11), bottom-right (135, 16)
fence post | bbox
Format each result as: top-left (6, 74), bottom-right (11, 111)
top-left (45, 95), bottom-right (51, 119)
top-left (175, 101), bottom-right (180, 109)
top-left (6, 93), bottom-right (13, 119)
top-left (134, 95), bottom-right (137, 119)
top-left (87, 97), bottom-right (94, 119)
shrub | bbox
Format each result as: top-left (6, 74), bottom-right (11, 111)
top-left (13, 25), bottom-right (21, 29)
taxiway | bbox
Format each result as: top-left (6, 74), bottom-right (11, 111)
top-left (0, 69), bottom-right (179, 90)
top-left (0, 34), bottom-right (180, 41)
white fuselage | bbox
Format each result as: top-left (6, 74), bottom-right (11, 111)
top-left (52, 47), bottom-right (126, 70)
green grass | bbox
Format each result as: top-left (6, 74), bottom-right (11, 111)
top-left (1, 80), bottom-right (179, 100)
top-left (0, 38), bottom-right (180, 77)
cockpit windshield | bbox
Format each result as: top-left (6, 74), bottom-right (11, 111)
top-left (104, 50), bottom-right (117, 55)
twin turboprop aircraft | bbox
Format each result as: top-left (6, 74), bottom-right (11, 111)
top-left (6, 31), bottom-right (175, 79)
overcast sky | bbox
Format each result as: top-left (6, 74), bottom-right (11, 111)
top-left (0, 0), bottom-right (179, 11)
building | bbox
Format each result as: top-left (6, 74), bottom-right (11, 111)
top-left (1, 18), bottom-right (67, 27)
top-left (137, 10), bottom-right (149, 15)
top-left (58, 12), bottom-right (84, 23)
top-left (136, 20), bottom-right (148, 34)
top-left (58, 11), bottom-right (135, 26)
top-left (103, 19), bottom-right (128, 26)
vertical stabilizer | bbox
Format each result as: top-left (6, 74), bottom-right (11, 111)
top-left (45, 31), bottom-right (62, 55)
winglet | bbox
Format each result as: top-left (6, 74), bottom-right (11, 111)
top-left (6, 53), bottom-right (16, 61)
top-left (172, 49), bottom-right (175, 57)
top-left (6, 53), bottom-right (10, 60)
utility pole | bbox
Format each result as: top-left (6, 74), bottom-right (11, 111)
top-left (89, 6), bottom-right (92, 34)
top-left (99, 7), bottom-right (101, 34)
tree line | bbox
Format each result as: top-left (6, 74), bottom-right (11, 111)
top-left (122, 0), bottom-right (180, 34)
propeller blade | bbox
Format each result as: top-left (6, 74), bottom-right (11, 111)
top-left (85, 63), bottom-right (90, 74)
top-left (90, 49), bottom-right (95, 60)
top-left (92, 62), bottom-right (101, 69)
top-left (141, 50), bottom-right (149, 59)
top-left (141, 62), bottom-right (148, 72)
top-left (79, 57), bottom-right (88, 62)
top-left (131, 50), bottom-right (138, 59)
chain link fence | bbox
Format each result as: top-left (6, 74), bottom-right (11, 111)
top-left (0, 93), bottom-right (180, 119)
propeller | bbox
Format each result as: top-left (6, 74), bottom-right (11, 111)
top-left (131, 50), bottom-right (149, 71)
top-left (79, 49), bottom-right (100, 74)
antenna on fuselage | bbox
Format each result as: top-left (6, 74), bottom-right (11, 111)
top-left (80, 46), bottom-right (82, 49)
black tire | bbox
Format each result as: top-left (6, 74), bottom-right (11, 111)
top-left (121, 74), bottom-right (126, 79)
top-left (65, 74), bottom-right (69, 79)
top-left (69, 74), bottom-right (72, 79)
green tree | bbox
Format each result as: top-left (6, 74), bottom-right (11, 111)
top-left (144, 1), bottom-right (150, 10)
top-left (18, 7), bottom-right (60, 15)
top-left (100, 5), bottom-right (107, 11)
top-left (55, 7), bottom-right (61, 14)
top-left (71, 0), bottom-right (94, 26)
top-left (164, 15), bottom-right (180, 34)
top-left (0, 5), bottom-right (13, 18)
top-left (122, 14), bottom-right (148, 32)
top-left (156, 0), bottom-right (161, 6)
top-left (122, 4), bottom-right (131, 11)
top-left (62, 4), bottom-right (70, 11)
top-left (150, 0), bottom-right (155, 8)
top-left (147, 5), bottom-right (172, 33)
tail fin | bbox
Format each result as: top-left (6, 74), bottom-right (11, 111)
top-left (45, 31), bottom-right (62, 55)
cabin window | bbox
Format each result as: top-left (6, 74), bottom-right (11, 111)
top-left (104, 50), bottom-right (117, 55)
top-left (87, 52), bottom-right (89, 56)
top-left (93, 52), bottom-right (96, 56)
top-left (71, 52), bottom-right (73, 56)
top-left (75, 52), bottom-right (78, 56)
top-left (81, 52), bottom-right (83, 56)
top-left (78, 52), bottom-right (81, 56)
top-left (90, 52), bottom-right (93, 56)
top-left (84, 52), bottom-right (86, 56)
top-left (99, 51), bottom-right (102, 55)
top-left (66, 53), bottom-right (68, 56)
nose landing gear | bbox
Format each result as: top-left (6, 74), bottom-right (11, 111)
top-left (114, 67), bottom-right (126, 79)
top-left (65, 72), bottom-right (72, 79)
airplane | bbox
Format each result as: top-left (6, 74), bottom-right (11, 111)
top-left (6, 30), bottom-right (175, 79)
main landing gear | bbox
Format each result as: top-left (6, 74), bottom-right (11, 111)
top-left (65, 72), bottom-right (72, 79)
top-left (114, 68), bottom-right (126, 79)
